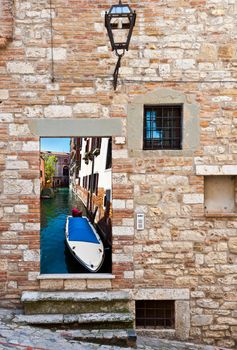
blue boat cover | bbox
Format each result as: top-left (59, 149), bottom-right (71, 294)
top-left (68, 217), bottom-right (100, 244)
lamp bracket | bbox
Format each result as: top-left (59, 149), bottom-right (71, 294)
top-left (113, 52), bottom-right (124, 90)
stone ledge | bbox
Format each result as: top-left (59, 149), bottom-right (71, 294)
top-left (14, 312), bottom-right (133, 325)
top-left (132, 288), bottom-right (190, 300)
top-left (21, 291), bottom-right (130, 302)
top-left (205, 212), bottom-right (237, 218)
top-left (37, 273), bottom-right (115, 280)
top-left (196, 165), bottom-right (237, 175)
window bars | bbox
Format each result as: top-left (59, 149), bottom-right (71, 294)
top-left (143, 105), bottom-right (182, 150)
top-left (136, 300), bottom-right (175, 329)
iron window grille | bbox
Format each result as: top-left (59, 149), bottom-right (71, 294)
top-left (136, 300), bottom-right (175, 329)
top-left (143, 105), bottom-right (182, 150)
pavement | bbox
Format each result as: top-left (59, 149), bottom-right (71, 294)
top-left (0, 309), bottom-right (230, 350)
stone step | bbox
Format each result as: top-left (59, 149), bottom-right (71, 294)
top-left (22, 291), bottom-right (130, 302)
top-left (61, 328), bottom-right (137, 348)
top-left (14, 312), bottom-right (134, 329)
top-left (22, 291), bottom-right (131, 315)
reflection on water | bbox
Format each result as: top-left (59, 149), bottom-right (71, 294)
top-left (40, 188), bottom-right (111, 274)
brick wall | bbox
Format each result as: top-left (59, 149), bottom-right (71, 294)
top-left (0, 0), bottom-right (13, 47)
top-left (0, 0), bottom-right (237, 347)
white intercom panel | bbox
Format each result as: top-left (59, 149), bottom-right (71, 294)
top-left (136, 213), bottom-right (145, 230)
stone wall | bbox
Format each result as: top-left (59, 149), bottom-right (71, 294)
top-left (0, 0), bottom-right (237, 347)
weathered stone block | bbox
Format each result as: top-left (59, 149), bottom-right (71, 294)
top-left (175, 300), bottom-right (190, 340)
top-left (47, 48), bottom-right (67, 60)
top-left (9, 223), bottom-right (24, 231)
top-left (40, 280), bottom-right (64, 290)
top-left (6, 160), bottom-right (28, 170)
top-left (113, 226), bottom-right (134, 236)
top-left (228, 238), bottom-right (237, 254)
top-left (14, 205), bottom-right (28, 213)
top-left (175, 59), bottom-right (195, 70)
top-left (218, 45), bottom-right (236, 59)
top-left (73, 103), bottom-right (98, 114)
top-left (44, 105), bottom-right (72, 118)
top-left (7, 62), bottom-right (34, 74)
top-left (196, 299), bottom-right (219, 309)
top-left (25, 223), bottom-right (40, 230)
top-left (26, 48), bottom-right (46, 58)
top-left (23, 250), bottom-right (40, 262)
top-left (87, 280), bottom-right (112, 289)
top-left (2, 110), bottom-right (17, 121)
top-left (0, 90), bottom-right (9, 100)
top-left (113, 200), bottom-right (126, 209)
top-left (9, 124), bottom-right (30, 136)
top-left (22, 141), bottom-right (39, 151)
top-left (183, 194), bottom-right (204, 204)
top-left (64, 280), bottom-right (86, 290)
top-left (198, 43), bottom-right (217, 60)
top-left (192, 315), bottom-right (213, 326)
top-left (4, 179), bottom-right (33, 195)
top-left (217, 317), bottom-right (237, 325)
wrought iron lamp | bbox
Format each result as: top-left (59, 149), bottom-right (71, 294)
top-left (105, 0), bottom-right (136, 90)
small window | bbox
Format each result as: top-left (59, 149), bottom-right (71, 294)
top-left (106, 137), bottom-right (112, 169)
top-left (87, 175), bottom-right (90, 190)
top-left (63, 166), bottom-right (69, 176)
top-left (143, 105), bottom-right (182, 150)
top-left (204, 176), bottom-right (236, 216)
top-left (83, 176), bottom-right (87, 189)
top-left (136, 300), bottom-right (175, 329)
top-left (88, 174), bottom-right (98, 194)
top-left (85, 139), bottom-right (90, 153)
top-left (91, 137), bottom-right (102, 151)
top-left (93, 173), bottom-right (99, 195)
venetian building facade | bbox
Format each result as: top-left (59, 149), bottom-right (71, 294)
top-left (69, 137), bottom-right (112, 222)
top-left (40, 151), bottom-right (70, 188)
top-left (0, 0), bottom-right (237, 347)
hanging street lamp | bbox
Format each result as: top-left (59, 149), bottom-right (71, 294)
top-left (105, 0), bottom-right (136, 90)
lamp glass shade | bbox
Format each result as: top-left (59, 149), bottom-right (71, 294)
top-left (105, 2), bottom-right (136, 52)
top-left (110, 5), bottom-right (131, 14)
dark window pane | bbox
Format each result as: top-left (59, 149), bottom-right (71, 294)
top-left (143, 105), bottom-right (182, 150)
top-left (135, 300), bottom-right (175, 329)
top-left (106, 137), bottom-right (112, 169)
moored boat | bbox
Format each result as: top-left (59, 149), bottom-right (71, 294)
top-left (65, 215), bottom-right (104, 272)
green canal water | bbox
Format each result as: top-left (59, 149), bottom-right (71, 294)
top-left (40, 187), bottom-right (111, 274)
top-left (40, 188), bottom-right (88, 274)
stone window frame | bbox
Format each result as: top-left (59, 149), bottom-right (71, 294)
top-left (127, 88), bottom-right (200, 157)
top-left (132, 288), bottom-right (190, 341)
top-left (196, 165), bottom-right (237, 218)
top-left (29, 118), bottom-right (123, 280)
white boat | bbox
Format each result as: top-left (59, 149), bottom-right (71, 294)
top-left (65, 215), bottom-right (104, 272)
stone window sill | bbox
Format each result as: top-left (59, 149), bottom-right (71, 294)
top-left (37, 274), bottom-right (115, 280)
top-left (205, 212), bottom-right (237, 218)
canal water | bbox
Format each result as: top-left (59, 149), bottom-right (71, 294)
top-left (40, 188), bottom-right (111, 274)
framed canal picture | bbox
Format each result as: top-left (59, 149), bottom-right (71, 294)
top-left (40, 137), bottom-right (112, 274)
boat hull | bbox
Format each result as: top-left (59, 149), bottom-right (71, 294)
top-left (65, 216), bottom-right (104, 272)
